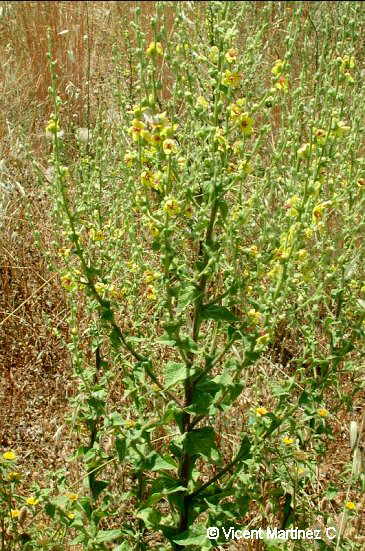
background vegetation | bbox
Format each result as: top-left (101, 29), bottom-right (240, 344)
top-left (0, 2), bottom-right (364, 550)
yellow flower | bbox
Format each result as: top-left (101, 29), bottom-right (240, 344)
top-left (275, 75), bottom-right (289, 92)
top-left (248, 309), bottom-right (263, 324)
top-left (129, 104), bottom-right (148, 117)
top-left (67, 512), bottom-right (75, 519)
top-left (236, 113), bottom-right (254, 136)
top-left (237, 160), bottom-right (252, 175)
top-left (232, 140), bottom-right (244, 154)
top-left (141, 169), bottom-right (162, 191)
top-left (296, 466), bottom-right (306, 477)
top-left (163, 139), bottom-right (178, 156)
top-left (146, 42), bottom-right (163, 56)
top-left (304, 227), bottom-right (314, 239)
top-left (222, 70), bottom-right (241, 88)
top-left (284, 195), bottom-right (301, 215)
top-left (282, 436), bottom-right (295, 446)
top-left (89, 228), bottom-right (104, 242)
top-left (66, 493), bottom-right (79, 502)
top-left (109, 286), bottom-right (127, 300)
top-left (344, 501), bottom-right (356, 511)
top-left (256, 333), bottom-right (270, 346)
top-left (197, 96), bottom-right (209, 109)
top-left (163, 198), bottom-right (181, 216)
top-left (61, 273), bottom-right (76, 292)
top-left (140, 169), bottom-right (153, 188)
top-left (149, 133), bottom-right (163, 146)
top-left (273, 247), bottom-right (289, 260)
top-left (229, 98), bottom-right (246, 119)
top-left (140, 129), bottom-right (152, 142)
top-left (26, 497), bottom-right (39, 506)
top-left (297, 249), bottom-right (308, 261)
top-left (314, 128), bottom-right (327, 145)
top-left (45, 119), bottom-right (60, 134)
top-left (95, 282), bottom-right (108, 295)
top-left (144, 270), bottom-right (161, 283)
top-left (58, 247), bottom-right (71, 259)
top-left (317, 408), bottom-right (329, 418)
top-left (148, 222), bottom-right (160, 238)
top-left (8, 471), bottom-right (21, 481)
top-left (126, 261), bottom-right (138, 272)
top-left (124, 419), bottom-right (136, 429)
top-left (271, 59), bottom-right (285, 76)
top-left (146, 285), bottom-right (157, 300)
top-left (3, 451), bottom-right (17, 461)
top-left (312, 202), bottom-right (327, 223)
top-left (11, 509), bottom-right (21, 519)
top-left (146, 111), bottom-right (170, 130)
top-left (225, 48), bottom-right (238, 63)
top-left (255, 407), bottom-right (268, 416)
top-left (129, 119), bottom-right (145, 141)
top-left (339, 55), bottom-right (355, 72)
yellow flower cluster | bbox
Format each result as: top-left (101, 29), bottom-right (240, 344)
top-left (338, 55), bottom-right (355, 83)
top-left (228, 99), bottom-right (254, 136)
top-left (163, 198), bottom-right (181, 216)
top-left (146, 42), bottom-right (163, 56)
top-left (3, 450), bottom-right (17, 460)
top-left (271, 60), bottom-right (289, 92)
top-left (222, 70), bottom-right (241, 88)
top-left (247, 308), bottom-right (263, 325)
top-left (141, 169), bottom-right (163, 191)
top-left (225, 48), bottom-right (238, 63)
top-left (282, 436), bottom-right (295, 446)
top-left (128, 107), bottom-right (179, 156)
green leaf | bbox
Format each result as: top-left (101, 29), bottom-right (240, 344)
top-left (177, 285), bottom-right (198, 312)
top-left (164, 362), bottom-right (189, 389)
top-left (148, 474), bottom-right (187, 506)
top-left (108, 412), bottom-right (124, 427)
top-left (172, 524), bottom-right (210, 547)
top-left (187, 377), bottom-right (221, 415)
top-left (90, 479), bottom-right (109, 499)
top-left (151, 454), bottom-right (178, 471)
top-left (324, 483), bottom-right (339, 499)
top-left (44, 502), bottom-right (56, 518)
top-left (115, 437), bottom-right (127, 461)
top-left (71, 534), bottom-right (86, 545)
top-left (236, 436), bottom-right (251, 461)
top-left (200, 304), bottom-right (238, 322)
top-left (79, 496), bottom-right (92, 519)
top-left (114, 544), bottom-right (132, 551)
top-left (184, 427), bottom-right (220, 462)
top-left (156, 334), bottom-right (176, 346)
top-left (95, 529), bottom-right (123, 544)
top-left (143, 452), bottom-right (177, 471)
top-left (100, 306), bottom-right (113, 321)
top-left (136, 507), bottom-right (161, 529)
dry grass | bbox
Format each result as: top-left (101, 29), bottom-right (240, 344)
top-left (0, 1), bottom-right (364, 548)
